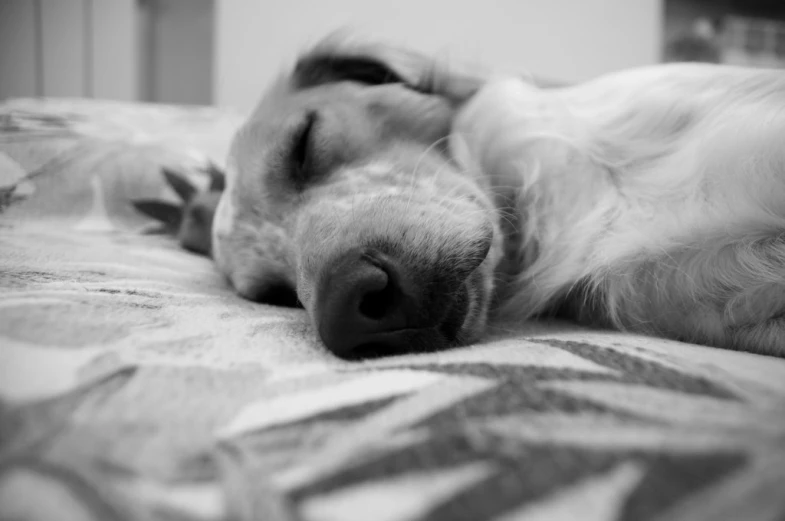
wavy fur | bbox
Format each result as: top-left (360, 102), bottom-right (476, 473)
top-left (453, 63), bottom-right (785, 355)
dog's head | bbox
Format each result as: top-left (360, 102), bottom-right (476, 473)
top-left (212, 36), bottom-right (504, 359)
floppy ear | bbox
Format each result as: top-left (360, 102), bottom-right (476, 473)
top-left (294, 53), bottom-right (408, 89)
top-left (292, 34), bottom-right (484, 104)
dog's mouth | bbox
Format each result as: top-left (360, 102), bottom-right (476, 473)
top-left (341, 327), bottom-right (450, 361)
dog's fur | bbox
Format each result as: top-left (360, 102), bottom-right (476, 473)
top-left (455, 65), bottom-right (785, 356)
top-left (212, 36), bottom-right (785, 358)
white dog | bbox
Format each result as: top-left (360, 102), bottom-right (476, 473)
top-left (454, 63), bottom-right (785, 356)
top-left (211, 36), bottom-right (785, 358)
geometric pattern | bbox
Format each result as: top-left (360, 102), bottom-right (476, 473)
top-left (1, 98), bottom-right (784, 521)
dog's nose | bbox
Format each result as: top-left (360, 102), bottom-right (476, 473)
top-left (314, 250), bottom-right (418, 359)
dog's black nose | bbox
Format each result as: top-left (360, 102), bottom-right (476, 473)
top-left (314, 250), bottom-right (420, 359)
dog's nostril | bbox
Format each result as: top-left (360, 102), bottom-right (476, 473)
top-left (358, 285), bottom-right (395, 320)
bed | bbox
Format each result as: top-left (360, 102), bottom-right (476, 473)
top-left (1, 97), bottom-right (784, 521)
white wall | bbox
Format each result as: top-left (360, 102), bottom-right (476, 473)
top-left (91, 0), bottom-right (142, 101)
top-left (144, 0), bottom-right (214, 105)
top-left (0, 0), bottom-right (39, 99)
top-left (40, 0), bottom-right (87, 98)
top-left (214, 0), bottom-right (663, 113)
top-left (0, 0), bottom-right (143, 102)
top-left (0, 0), bottom-right (213, 104)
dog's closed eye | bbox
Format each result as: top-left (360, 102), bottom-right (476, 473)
top-left (290, 111), bottom-right (318, 189)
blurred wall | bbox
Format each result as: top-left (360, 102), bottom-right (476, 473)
top-left (0, 0), bottom-right (213, 105)
top-left (143, 0), bottom-right (214, 105)
top-left (0, 0), bottom-right (144, 101)
top-left (0, 1), bottom-right (39, 99)
top-left (215, 0), bottom-right (663, 113)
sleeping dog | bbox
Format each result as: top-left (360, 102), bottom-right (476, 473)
top-left (208, 36), bottom-right (785, 359)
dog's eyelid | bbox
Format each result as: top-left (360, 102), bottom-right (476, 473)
top-left (289, 111), bottom-right (319, 189)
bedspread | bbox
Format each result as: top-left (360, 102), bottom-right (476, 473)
top-left (1, 97), bottom-right (784, 521)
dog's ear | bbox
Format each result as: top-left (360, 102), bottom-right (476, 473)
top-left (293, 50), bottom-right (409, 89)
top-left (292, 34), bottom-right (484, 104)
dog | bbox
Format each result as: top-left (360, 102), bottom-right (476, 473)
top-left (210, 35), bottom-right (785, 359)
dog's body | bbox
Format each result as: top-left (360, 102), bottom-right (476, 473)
top-left (210, 37), bottom-right (785, 358)
top-left (456, 64), bottom-right (785, 356)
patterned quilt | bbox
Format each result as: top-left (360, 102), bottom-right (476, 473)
top-left (1, 98), bottom-right (784, 521)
